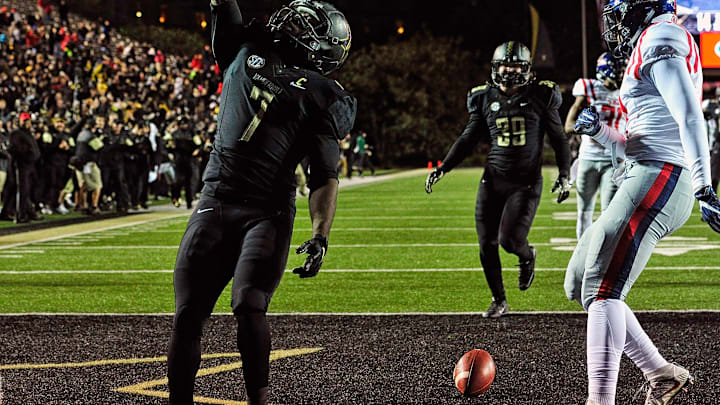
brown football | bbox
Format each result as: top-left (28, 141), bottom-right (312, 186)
top-left (453, 349), bottom-right (496, 397)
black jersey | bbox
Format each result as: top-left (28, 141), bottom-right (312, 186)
top-left (442, 81), bottom-right (570, 183)
top-left (204, 0), bottom-right (356, 211)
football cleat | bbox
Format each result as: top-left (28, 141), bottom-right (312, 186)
top-left (518, 246), bottom-right (536, 291)
top-left (482, 298), bottom-right (508, 319)
top-left (641, 363), bottom-right (693, 405)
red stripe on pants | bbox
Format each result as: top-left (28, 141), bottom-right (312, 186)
top-left (597, 163), bottom-right (673, 299)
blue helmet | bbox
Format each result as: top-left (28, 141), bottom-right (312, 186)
top-left (602, 0), bottom-right (676, 58)
top-left (596, 52), bottom-right (626, 90)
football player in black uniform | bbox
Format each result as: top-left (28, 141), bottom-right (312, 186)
top-left (167, 1), bottom-right (355, 404)
top-left (425, 42), bottom-right (571, 318)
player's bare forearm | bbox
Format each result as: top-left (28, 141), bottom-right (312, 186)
top-left (564, 96), bottom-right (588, 134)
top-left (308, 178), bottom-right (339, 238)
top-left (210, 0), bottom-right (244, 71)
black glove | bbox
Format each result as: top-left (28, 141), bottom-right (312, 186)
top-left (425, 167), bottom-right (444, 194)
top-left (292, 235), bottom-right (328, 278)
top-left (695, 185), bottom-right (720, 233)
top-left (552, 175), bottom-right (571, 203)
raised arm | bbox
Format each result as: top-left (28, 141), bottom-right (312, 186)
top-left (210, 0), bottom-right (246, 72)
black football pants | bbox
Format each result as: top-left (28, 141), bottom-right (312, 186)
top-left (168, 196), bottom-right (294, 404)
top-left (475, 173), bottom-right (542, 302)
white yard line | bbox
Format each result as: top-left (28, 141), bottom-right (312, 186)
top-left (8, 242), bottom-right (718, 250)
top-left (2, 310), bottom-right (719, 316)
top-left (3, 266), bottom-right (720, 274)
top-left (293, 225), bottom-right (714, 230)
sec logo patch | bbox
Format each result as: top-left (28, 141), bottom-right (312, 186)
top-left (491, 101), bottom-right (501, 112)
top-left (247, 55), bottom-right (265, 69)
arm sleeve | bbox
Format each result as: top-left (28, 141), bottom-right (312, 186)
top-left (440, 112), bottom-right (489, 172)
top-left (593, 123), bottom-right (627, 163)
top-left (306, 89), bottom-right (354, 191)
top-left (211, 0), bottom-right (245, 72)
top-left (307, 121), bottom-right (341, 192)
top-left (544, 86), bottom-right (571, 177)
top-left (649, 57), bottom-right (711, 191)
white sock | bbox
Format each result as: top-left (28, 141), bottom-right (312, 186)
top-left (622, 301), bottom-right (668, 374)
top-left (586, 299), bottom-right (625, 405)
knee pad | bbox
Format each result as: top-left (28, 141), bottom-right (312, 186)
top-left (498, 236), bottom-right (519, 255)
top-left (232, 286), bottom-right (271, 314)
top-left (173, 304), bottom-right (209, 337)
top-left (478, 241), bottom-right (498, 257)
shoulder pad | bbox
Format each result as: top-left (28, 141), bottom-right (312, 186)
top-left (533, 80), bottom-right (562, 110)
top-left (467, 84), bottom-right (489, 114)
top-left (571, 78), bottom-right (587, 97)
top-left (469, 84), bottom-right (489, 95)
top-left (638, 22), bottom-right (692, 72)
top-left (310, 75), bottom-right (356, 138)
top-left (327, 94), bottom-right (357, 139)
top-left (538, 80), bottom-right (557, 89)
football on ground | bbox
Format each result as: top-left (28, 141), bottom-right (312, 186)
top-left (453, 349), bottom-right (496, 397)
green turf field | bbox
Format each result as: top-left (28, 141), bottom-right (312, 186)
top-left (0, 167), bottom-right (718, 313)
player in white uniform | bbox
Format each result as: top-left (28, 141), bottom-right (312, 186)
top-left (566, 1), bottom-right (720, 404)
top-left (565, 53), bottom-right (626, 238)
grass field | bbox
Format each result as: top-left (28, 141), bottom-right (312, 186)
top-left (1, 167), bottom-right (719, 314)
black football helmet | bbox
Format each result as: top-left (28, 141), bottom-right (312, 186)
top-left (602, 0), bottom-right (677, 58)
top-left (491, 41), bottom-right (532, 88)
top-left (268, 1), bottom-right (351, 75)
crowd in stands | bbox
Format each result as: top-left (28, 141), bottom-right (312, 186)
top-left (0, 1), bottom-right (220, 222)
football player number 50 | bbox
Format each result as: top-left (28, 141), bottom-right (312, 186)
top-left (240, 85), bottom-right (275, 142)
top-left (495, 117), bottom-right (526, 147)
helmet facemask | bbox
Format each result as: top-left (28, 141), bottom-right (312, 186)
top-left (602, 0), bottom-right (675, 58)
top-left (491, 61), bottom-right (532, 89)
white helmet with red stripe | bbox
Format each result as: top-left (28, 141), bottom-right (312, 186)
top-left (602, 0), bottom-right (677, 58)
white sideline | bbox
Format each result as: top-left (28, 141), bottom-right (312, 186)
top-left (2, 266), bottom-right (720, 274)
top-left (0, 214), bottom-right (188, 251)
top-left (1, 310), bottom-right (720, 316)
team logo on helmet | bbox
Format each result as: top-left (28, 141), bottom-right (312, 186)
top-left (247, 55), bottom-right (266, 69)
